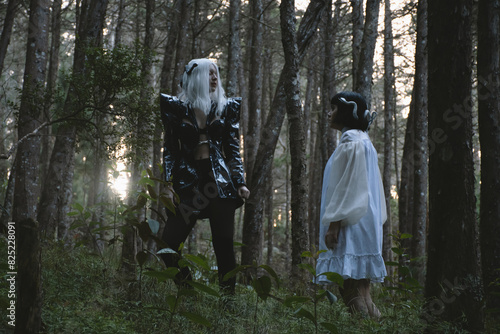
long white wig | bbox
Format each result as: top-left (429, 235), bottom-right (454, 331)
top-left (178, 58), bottom-right (227, 116)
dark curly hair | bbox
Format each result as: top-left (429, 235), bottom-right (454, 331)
top-left (330, 91), bottom-right (375, 131)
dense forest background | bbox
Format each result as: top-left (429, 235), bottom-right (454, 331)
top-left (0, 0), bottom-right (499, 333)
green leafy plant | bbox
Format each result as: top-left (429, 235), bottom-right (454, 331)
top-left (223, 260), bottom-right (281, 333)
top-left (124, 168), bottom-right (179, 298)
top-left (68, 202), bottom-right (115, 270)
top-left (283, 250), bottom-right (344, 334)
top-left (143, 248), bottom-right (217, 330)
top-left (384, 232), bottom-right (423, 296)
top-left (128, 169), bottom-right (217, 329)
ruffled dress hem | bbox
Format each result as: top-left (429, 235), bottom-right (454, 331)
top-left (316, 253), bottom-right (387, 284)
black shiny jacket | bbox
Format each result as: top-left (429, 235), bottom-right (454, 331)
top-left (160, 94), bottom-right (246, 205)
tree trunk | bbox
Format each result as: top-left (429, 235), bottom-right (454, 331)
top-left (393, 110), bottom-right (400, 192)
top-left (398, 107), bottom-right (414, 261)
top-left (37, 0), bottom-right (109, 241)
top-left (245, 0), bottom-right (263, 184)
top-left (240, 13), bottom-right (252, 159)
top-left (123, 1), bottom-right (145, 275)
top-left (226, 0), bottom-right (241, 97)
top-left (16, 219), bottom-right (42, 334)
top-left (308, 0), bottom-right (337, 250)
top-left (0, 117), bottom-right (10, 208)
top-left (114, 0), bottom-right (125, 46)
top-left (87, 112), bottom-right (109, 251)
top-left (40, 0), bottom-right (62, 190)
top-left (308, 111), bottom-right (321, 250)
top-left (47, 0), bottom-right (62, 113)
top-left (477, 0), bottom-right (500, 315)
top-left (265, 168), bottom-right (274, 265)
top-left (171, 0), bottom-right (192, 96)
top-left (284, 130), bottom-right (291, 273)
top-left (241, 0), bottom-right (325, 268)
top-left (0, 157), bottom-right (15, 229)
top-left (303, 39), bottom-right (317, 147)
top-left (0, 0), bottom-right (21, 77)
top-left (305, 39), bottom-right (318, 250)
top-left (350, 0), bottom-right (363, 90)
top-left (159, 0), bottom-right (179, 92)
top-left (354, 0), bottom-right (380, 105)
top-left (410, 0), bottom-right (428, 286)
top-left (56, 153), bottom-right (75, 241)
top-left (191, 0), bottom-right (208, 57)
top-left (382, 0), bottom-right (395, 279)
top-left (262, 7), bottom-right (274, 266)
top-left (37, 124), bottom-right (77, 241)
top-left (121, 0), bottom-right (155, 279)
top-left (426, 0), bottom-right (484, 330)
top-left (261, 7), bottom-right (273, 124)
top-left (321, 0), bottom-right (336, 168)
top-left (280, 0), bottom-right (309, 285)
top-left (12, 0), bottom-right (49, 332)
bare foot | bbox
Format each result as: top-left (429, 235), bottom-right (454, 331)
top-left (359, 280), bottom-right (381, 319)
top-left (346, 296), bottom-right (369, 317)
top-left (341, 279), bottom-right (370, 317)
top-left (366, 300), bottom-right (381, 319)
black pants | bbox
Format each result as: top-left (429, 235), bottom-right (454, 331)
top-left (160, 159), bottom-right (237, 293)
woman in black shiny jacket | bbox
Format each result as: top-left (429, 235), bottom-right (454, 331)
top-left (159, 58), bottom-right (250, 294)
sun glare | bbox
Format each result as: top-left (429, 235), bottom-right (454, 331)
top-left (390, 185), bottom-right (399, 200)
top-left (109, 146), bottom-right (130, 200)
top-left (110, 167), bottom-right (129, 200)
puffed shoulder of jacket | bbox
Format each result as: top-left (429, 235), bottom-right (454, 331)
top-left (160, 93), bottom-right (187, 118)
top-left (224, 97), bottom-right (242, 118)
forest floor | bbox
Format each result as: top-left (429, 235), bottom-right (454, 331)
top-left (0, 242), bottom-right (499, 333)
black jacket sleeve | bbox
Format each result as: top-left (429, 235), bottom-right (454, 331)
top-left (160, 94), bottom-right (181, 183)
top-left (222, 97), bottom-right (246, 188)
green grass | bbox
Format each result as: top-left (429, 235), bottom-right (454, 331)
top-left (1, 241), bottom-right (498, 333)
top-left (38, 244), bottom-right (423, 334)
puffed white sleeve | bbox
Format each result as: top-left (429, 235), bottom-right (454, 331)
top-left (321, 140), bottom-right (369, 227)
top-left (379, 171), bottom-right (387, 225)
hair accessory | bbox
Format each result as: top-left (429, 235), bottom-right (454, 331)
top-left (339, 97), bottom-right (358, 120)
top-left (185, 63), bottom-right (198, 75)
top-left (367, 111), bottom-right (377, 129)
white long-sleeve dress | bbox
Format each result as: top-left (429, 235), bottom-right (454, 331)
top-left (316, 129), bottom-right (387, 284)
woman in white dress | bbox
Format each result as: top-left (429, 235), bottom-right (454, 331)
top-left (316, 91), bottom-right (386, 318)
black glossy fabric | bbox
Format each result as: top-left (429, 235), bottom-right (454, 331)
top-left (160, 94), bottom-right (246, 210)
top-left (161, 160), bottom-right (237, 292)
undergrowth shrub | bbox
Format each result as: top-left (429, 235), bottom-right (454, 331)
top-left (35, 241), bottom-right (432, 334)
